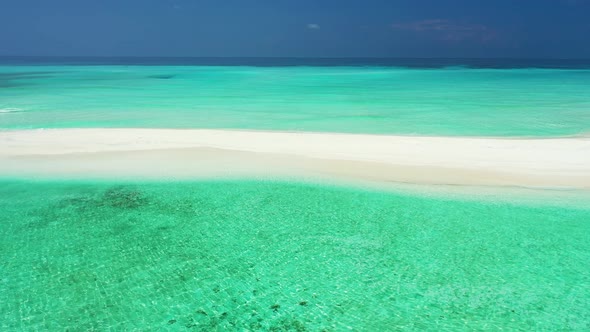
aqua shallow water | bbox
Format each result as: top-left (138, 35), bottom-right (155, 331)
top-left (1, 179), bottom-right (589, 330)
top-left (1, 65), bottom-right (590, 136)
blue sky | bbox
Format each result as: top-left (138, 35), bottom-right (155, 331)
top-left (1, 0), bottom-right (589, 58)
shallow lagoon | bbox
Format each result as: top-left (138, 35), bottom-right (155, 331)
top-left (2, 65), bottom-right (590, 137)
top-left (1, 179), bottom-right (589, 330)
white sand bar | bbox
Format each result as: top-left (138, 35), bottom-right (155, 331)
top-left (1, 128), bottom-right (589, 188)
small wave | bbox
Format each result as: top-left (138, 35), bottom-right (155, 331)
top-left (0, 108), bottom-right (23, 113)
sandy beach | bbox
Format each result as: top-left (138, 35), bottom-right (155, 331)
top-left (0, 128), bottom-right (589, 188)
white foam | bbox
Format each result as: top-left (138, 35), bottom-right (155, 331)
top-left (0, 108), bottom-right (22, 113)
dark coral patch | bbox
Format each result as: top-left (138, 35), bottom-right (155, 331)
top-left (148, 74), bottom-right (175, 79)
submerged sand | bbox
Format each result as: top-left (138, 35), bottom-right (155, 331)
top-left (0, 128), bottom-right (589, 189)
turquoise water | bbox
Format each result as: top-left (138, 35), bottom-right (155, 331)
top-left (1, 65), bottom-right (590, 136)
top-left (1, 179), bottom-right (589, 330)
top-left (2, 60), bottom-right (590, 330)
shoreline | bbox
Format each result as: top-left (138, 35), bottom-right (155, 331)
top-left (1, 128), bottom-right (589, 190)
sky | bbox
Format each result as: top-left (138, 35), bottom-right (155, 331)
top-left (1, 0), bottom-right (589, 58)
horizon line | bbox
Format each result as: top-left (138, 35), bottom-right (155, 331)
top-left (2, 55), bottom-right (590, 61)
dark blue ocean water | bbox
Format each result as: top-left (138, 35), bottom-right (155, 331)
top-left (2, 56), bottom-right (590, 68)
